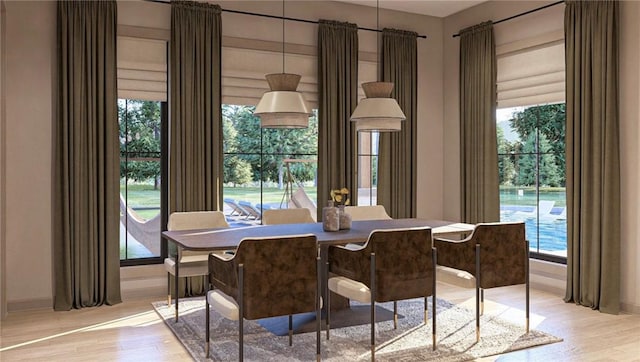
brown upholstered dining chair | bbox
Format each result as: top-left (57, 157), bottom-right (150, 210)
top-left (164, 211), bottom-right (229, 322)
top-left (327, 227), bottom-right (437, 361)
top-left (205, 234), bottom-right (322, 361)
top-left (434, 221), bottom-right (529, 342)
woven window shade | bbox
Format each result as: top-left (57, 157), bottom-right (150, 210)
top-left (497, 31), bottom-right (565, 108)
top-left (117, 36), bottom-right (167, 101)
top-left (222, 47), bottom-right (317, 107)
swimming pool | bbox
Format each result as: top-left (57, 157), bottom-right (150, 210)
top-left (501, 209), bottom-right (567, 257)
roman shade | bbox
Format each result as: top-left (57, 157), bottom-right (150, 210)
top-left (222, 48), bottom-right (317, 108)
top-left (117, 36), bottom-right (167, 101)
top-left (497, 30), bottom-right (565, 108)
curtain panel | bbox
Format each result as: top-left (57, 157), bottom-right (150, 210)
top-left (54, 0), bottom-right (121, 310)
top-left (317, 20), bottom-right (358, 218)
top-left (378, 28), bottom-right (418, 218)
top-left (458, 22), bottom-right (500, 224)
top-left (564, 0), bottom-right (620, 314)
top-left (169, 0), bottom-right (223, 297)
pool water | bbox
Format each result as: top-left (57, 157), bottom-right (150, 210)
top-left (501, 210), bottom-right (567, 257)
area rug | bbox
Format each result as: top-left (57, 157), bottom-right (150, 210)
top-left (153, 297), bottom-right (561, 361)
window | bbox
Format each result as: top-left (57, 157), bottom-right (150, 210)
top-left (357, 131), bottom-right (379, 206)
top-left (119, 99), bottom-right (167, 264)
top-left (497, 104), bottom-right (567, 263)
top-left (222, 105), bottom-right (318, 222)
top-left (117, 36), bottom-right (168, 264)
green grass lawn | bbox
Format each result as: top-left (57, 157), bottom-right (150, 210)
top-left (120, 183), bottom-right (318, 218)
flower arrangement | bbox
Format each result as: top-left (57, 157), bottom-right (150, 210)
top-left (330, 188), bottom-right (350, 207)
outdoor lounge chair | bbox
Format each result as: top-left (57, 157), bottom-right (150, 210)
top-left (224, 198), bottom-right (251, 218)
top-left (513, 200), bottom-right (555, 219)
top-left (238, 200), bottom-right (262, 220)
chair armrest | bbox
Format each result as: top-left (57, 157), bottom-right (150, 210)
top-left (208, 253), bottom-right (237, 298)
top-left (433, 237), bottom-right (476, 275)
top-left (328, 244), bottom-right (371, 286)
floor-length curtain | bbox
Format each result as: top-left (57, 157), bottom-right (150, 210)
top-left (564, 0), bottom-right (620, 314)
top-left (54, 0), bottom-right (121, 310)
top-left (458, 22), bottom-right (500, 224)
top-left (378, 28), bottom-right (418, 218)
top-left (317, 20), bottom-right (358, 217)
top-left (169, 0), bottom-right (222, 296)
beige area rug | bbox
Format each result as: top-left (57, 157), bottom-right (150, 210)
top-left (153, 297), bottom-right (561, 361)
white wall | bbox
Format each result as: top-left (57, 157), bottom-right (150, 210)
top-left (443, 1), bottom-right (640, 313)
top-left (618, 0), bottom-right (640, 313)
top-left (2, 0), bottom-right (445, 311)
top-left (4, 0), bottom-right (56, 310)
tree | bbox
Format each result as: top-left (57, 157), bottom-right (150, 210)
top-left (497, 126), bottom-right (516, 185)
top-left (508, 104), bottom-right (566, 186)
top-left (119, 100), bottom-right (161, 188)
top-left (222, 104), bottom-right (318, 188)
top-left (516, 132), bottom-right (562, 187)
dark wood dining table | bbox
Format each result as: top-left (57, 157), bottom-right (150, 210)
top-left (162, 218), bottom-right (475, 321)
top-left (162, 218), bottom-right (475, 251)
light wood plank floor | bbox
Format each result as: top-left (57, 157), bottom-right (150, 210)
top-left (1, 284), bottom-right (639, 361)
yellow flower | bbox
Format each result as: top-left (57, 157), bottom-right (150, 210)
top-left (330, 187), bottom-right (350, 206)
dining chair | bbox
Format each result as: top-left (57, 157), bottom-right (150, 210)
top-left (164, 211), bottom-right (229, 322)
top-left (206, 234), bottom-right (321, 361)
top-left (344, 205), bottom-right (391, 221)
top-left (262, 208), bottom-right (315, 225)
top-left (327, 227), bottom-right (437, 360)
top-left (434, 221), bottom-right (528, 342)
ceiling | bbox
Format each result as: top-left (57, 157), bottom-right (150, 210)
top-left (335, 0), bottom-right (488, 18)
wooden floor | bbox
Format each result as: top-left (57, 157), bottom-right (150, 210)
top-left (1, 284), bottom-right (639, 361)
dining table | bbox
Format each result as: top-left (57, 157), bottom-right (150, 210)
top-left (162, 218), bottom-right (475, 320)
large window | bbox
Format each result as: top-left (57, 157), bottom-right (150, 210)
top-left (497, 104), bottom-right (566, 262)
top-left (222, 105), bottom-right (318, 223)
top-left (119, 99), bottom-right (167, 264)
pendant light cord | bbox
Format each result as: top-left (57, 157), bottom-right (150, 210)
top-left (282, 0), bottom-right (285, 74)
top-left (376, 0), bottom-right (380, 81)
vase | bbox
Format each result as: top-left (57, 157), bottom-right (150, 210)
top-left (338, 205), bottom-right (352, 230)
top-left (322, 201), bottom-right (339, 232)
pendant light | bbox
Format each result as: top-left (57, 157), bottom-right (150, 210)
top-left (350, 0), bottom-right (405, 132)
top-left (254, 0), bottom-right (311, 128)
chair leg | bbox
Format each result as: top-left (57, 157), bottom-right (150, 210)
top-left (316, 257), bottom-right (322, 362)
top-left (424, 297), bottom-right (428, 324)
top-left (175, 262), bottom-right (180, 323)
top-left (393, 301), bottom-right (398, 329)
top-left (167, 273), bottom-right (171, 307)
top-left (432, 246), bottom-right (437, 351)
top-left (288, 315), bottom-right (293, 346)
top-left (239, 264), bottom-right (244, 362)
top-left (371, 253), bottom-right (376, 362)
top-left (326, 262), bottom-right (330, 341)
top-left (205, 291), bottom-right (210, 358)
top-left (475, 244), bottom-right (481, 343)
top-left (525, 245), bottom-right (530, 334)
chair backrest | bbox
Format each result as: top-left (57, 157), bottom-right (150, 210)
top-left (167, 211), bottom-right (229, 231)
top-left (339, 227), bottom-right (434, 303)
top-left (473, 222), bottom-right (527, 289)
top-left (344, 205), bottom-right (391, 221)
top-left (232, 234), bottom-right (318, 319)
top-left (262, 208), bottom-right (315, 225)
top-left (168, 211), bottom-right (229, 259)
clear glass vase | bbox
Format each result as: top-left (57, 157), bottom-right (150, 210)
top-left (322, 201), bottom-right (339, 231)
top-left (338, 205), bottom-right (352, 230)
